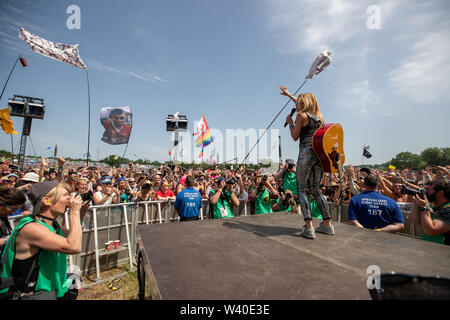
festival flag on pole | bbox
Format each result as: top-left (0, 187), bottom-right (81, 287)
top-left (193, 115), bottom-right (213, 147)
top-left (363, 144), bottom-right (372, 159)
top-left (389, 164), bottom-right (396, 170)
top-left (0, 108), bottom-right (18, 134)
top-left (19, 25), bottom-right (87, 70)
top-left (306, 50), bottom-right (331, 79)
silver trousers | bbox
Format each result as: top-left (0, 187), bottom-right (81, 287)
top-left (296, 145), bottom-right (331, 221)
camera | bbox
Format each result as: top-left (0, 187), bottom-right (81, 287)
top-left (263, 175), bottom-right (268, 181)
top-left (401, 185), bottom-right (425, 197)
top-left (285, 193), bottom-right (292, 199)
top-left (80, 191), bottom-right (93, 202)
top-left (227, 177), bottom-right (236, 185)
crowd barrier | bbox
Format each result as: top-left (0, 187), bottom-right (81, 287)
top-left (8, 200), bottom-right (422, 286)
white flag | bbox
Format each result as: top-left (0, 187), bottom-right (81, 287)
top-left (19, 25), bottom-right (87, 70)
top-left (306, 50), bottom-right (331, 79)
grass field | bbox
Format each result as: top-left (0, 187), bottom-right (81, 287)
top-left (77, 264), bottom-right (152, 300)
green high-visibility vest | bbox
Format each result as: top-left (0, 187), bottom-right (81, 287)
top-left (0, 216), bottom-right (69, 298)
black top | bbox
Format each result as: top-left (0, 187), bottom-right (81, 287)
top-left (10, 254), bottom-right (40, 294)
top-left (299, 112), bottom-right (322, 145)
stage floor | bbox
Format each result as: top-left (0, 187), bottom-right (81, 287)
top-left (137, 213), bottom-right (450, 300)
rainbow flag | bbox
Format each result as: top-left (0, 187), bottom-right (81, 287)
top-left (193, 115), bottom-right (213, 148)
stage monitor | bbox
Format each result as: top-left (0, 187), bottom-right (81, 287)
top-left (166, 114), bottom-right (187, 132)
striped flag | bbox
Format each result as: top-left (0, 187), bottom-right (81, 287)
top-left (193, 115), bottom-right (213, 148)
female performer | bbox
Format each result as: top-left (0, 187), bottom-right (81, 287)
top-left (281, 85), bottom-right (335, 239)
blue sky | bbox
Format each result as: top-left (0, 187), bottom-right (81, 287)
top-left (0, 0), bottom-right (449, 165)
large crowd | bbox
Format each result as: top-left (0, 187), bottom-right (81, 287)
top-left (0, 156), bottom-right (449, 299)
top-left (0, 156), bottom-right (448, 224)
top-left (0, 156), bottom-right (449, 216)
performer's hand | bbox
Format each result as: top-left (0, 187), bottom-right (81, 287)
top-left (286, 115), bottom-right (294, 126)
top-left (280, 85), bottom-right (290, 96)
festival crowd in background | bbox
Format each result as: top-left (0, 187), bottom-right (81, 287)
top-left (0, 155), bottom-right (449, 300)
top-left (0, 156), bottom-right (448, 220)
top-left (1, 156), bottom-right (449, 243)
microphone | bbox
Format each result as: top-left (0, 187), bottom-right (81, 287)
top-left (284, 108), bottom-right (296, 127)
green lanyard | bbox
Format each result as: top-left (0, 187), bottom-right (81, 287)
top-left (433, 201), bottom-right (450, 212)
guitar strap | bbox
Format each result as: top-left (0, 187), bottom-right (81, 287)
top-left (306, 112), bottom-right (322, 125)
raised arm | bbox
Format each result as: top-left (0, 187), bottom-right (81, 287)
top-left (280, 85), bottom-right (298, 104)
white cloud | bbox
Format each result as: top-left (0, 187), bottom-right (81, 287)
top-left (389, 28), bottom-right (450, 103)
top-left (267, 0), bottom-right (368, 54)
top-left (345, 80), bottom-right (380, 113)
top-left (86, 57), bottom-right (168, 85)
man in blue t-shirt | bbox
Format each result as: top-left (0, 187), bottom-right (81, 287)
top-left (174, 175), bottom-right (202, 221)
top-left (348, 175), bottom-right (404, 232)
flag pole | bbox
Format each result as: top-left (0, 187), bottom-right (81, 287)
top-left (86, 69), bottom-right (91, 166)
top-left (0, 55), bottom-right (20, 102)
top-left (240, 78), bottom-right (308, 167)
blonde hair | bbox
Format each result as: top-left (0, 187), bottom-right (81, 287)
top-left (44, 183), bottom-right (71, 203)
top-left (296, 93), bottom-right (325, 123)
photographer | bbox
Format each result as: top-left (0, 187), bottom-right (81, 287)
top-left (117, 177), bottom-right (133, 203)
top-left (272, 190), bottom-right (297, 213)
top-left (274, 159), bottom-right (298, 196)
top-left (251, 174), bottom-right (279, 215)
top-left (134, 182), bottom-right (156, 202)
top-left (93, 178), bottom-right (119, 205)
top-left (413, 180), bottom-right (450, 245)
top-left (209, 178), bottom-right (239, 219)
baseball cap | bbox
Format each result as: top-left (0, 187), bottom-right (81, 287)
top-left (286, 159), bottom-right (295, 165)
top-left (27, 181), bottom-right (59, 216)
top-left (118, 177), bottom-right (126, 182)
top-left (7, 173), bottom-right (19, 180)
top-left (21, 172), bottom-right (40, 183)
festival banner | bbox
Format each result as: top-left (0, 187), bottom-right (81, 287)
top-left (100, 106), bottom-right (132, 145)
top-left (19, 25), bottom-right (87, 70)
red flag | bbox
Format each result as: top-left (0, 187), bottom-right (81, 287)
top-left (19, 57), bottom-right (28, 67)
top-left (168, 149), bottom-right (171, 156)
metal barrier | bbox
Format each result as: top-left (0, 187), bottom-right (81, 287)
top-left (7, 200), bottom-right (423, 286)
